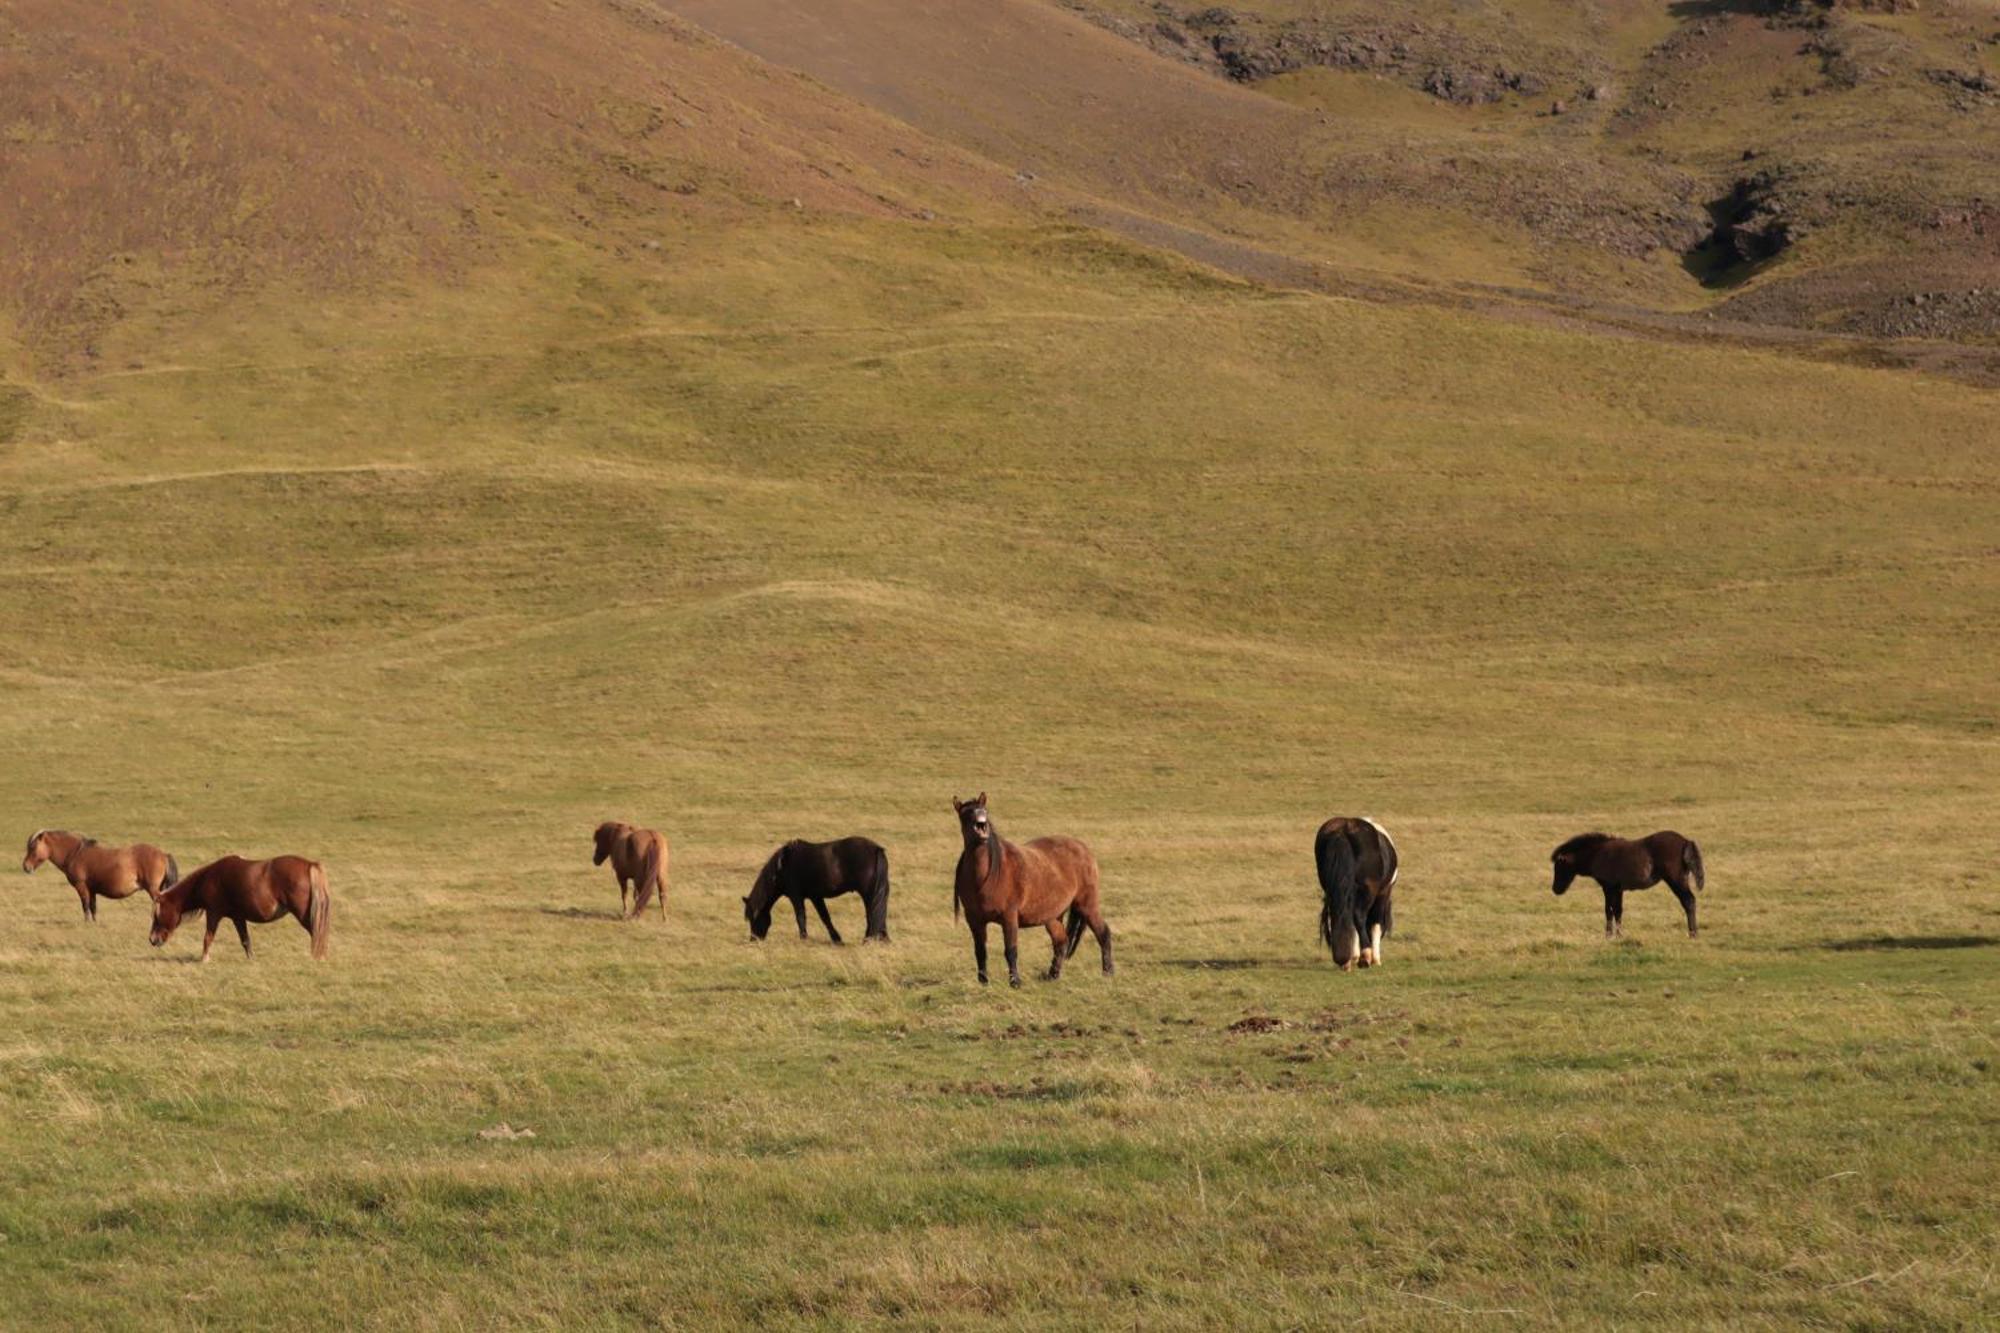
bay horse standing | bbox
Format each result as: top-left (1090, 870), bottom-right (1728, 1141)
top-left (23, 829), bottom-right (179, 922)
top-left (1315, 816), bottom-right (1399, 970)
top-left (743, 837), bottom-right (890, 943)
top-left (149, 855), bottom-right (330, 962)
top-left (1551, 831), bottom-right (1705, 938)
top-left (952, 793), bottom-right (1111, 987)
top-left (593, 821), bottom-right (669, 920)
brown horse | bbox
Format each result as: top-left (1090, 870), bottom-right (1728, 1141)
top-left (1551, 831), bottom-right (1705, 938)
top-left (1315, 816), bottom-right (1399, 971)
top-left (593, 821), bottom-right (669, 920)
top-left (952, 793), bottom-right (1111, 987)
top-left (149, 855), bottom-right (330, 962)
top-left (23, 829), bottom-right (179, 922)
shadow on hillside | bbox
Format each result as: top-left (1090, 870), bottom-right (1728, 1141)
top-left (1665, 0), bottom-right (1783, 17)
top-left (1822, 935), bottom-right (1997, 952)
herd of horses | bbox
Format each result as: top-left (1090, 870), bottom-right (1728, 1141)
top-left (24, 801), bottom-right (1706, 980)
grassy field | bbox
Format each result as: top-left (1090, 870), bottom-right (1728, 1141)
top-left (2, 217), bottom-right (1997, 1328)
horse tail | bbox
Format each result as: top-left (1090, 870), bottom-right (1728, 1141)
top-left (1063, 902), bottom-right (1086, 959)
top-left (639, 839), bottom-right (665, 916)
top-left (1317, 831), bottom-right (1359, 964)
top-left (307, 862), bottom-right (331, 960)
top-left (1685, 838), bottom-right (1705, 892)
top-left (868, 845), bottom-right (890, 939)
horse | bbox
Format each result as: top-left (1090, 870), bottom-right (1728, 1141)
top-left (952, 793), bottom-right (1110, 987)
top-left (1551, 831), bottom-right (1705, 938)
top-left (742, 837), bottom-right (891, 944)
top-left (1315, 816), bottom-right (1399, 970)
top-left (23, 829), bottom-right (179, 922)
top-left (592, 822), bottom-right (669, 920)
top-left (149, 855), bottom-right (330, 962)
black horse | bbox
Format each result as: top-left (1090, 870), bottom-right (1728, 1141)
top-left (743, 837), bottom-right (890, 944)
top-left (1315, 816), bottom-right (1399, 970)
top-left (1551, 831), bottom-right (1705, 938)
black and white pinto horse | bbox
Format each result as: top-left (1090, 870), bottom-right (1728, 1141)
top-left (1315, 816), bottom-right (1399, 970)
top-left (743, 837), bottom-right (891, 944)
top-left (1551, 830), bottom-right (1705, 938)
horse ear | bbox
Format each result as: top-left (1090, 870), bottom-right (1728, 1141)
top-left (952, 796), bottom-right (963, 811)
top-left (976, 791), bottom-right (987, 807)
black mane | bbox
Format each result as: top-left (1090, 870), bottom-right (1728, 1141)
top-left (1553, 832), bottom-right (1613, 860)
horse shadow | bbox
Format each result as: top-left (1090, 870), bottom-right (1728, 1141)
top-left (1159, 957), bottom-right (1332, 972)
top-left (538, 906), bottom-right (627, 923)
top-left (1821, 935), bottom-right (1997, 953)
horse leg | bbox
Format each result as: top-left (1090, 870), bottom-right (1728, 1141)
top-left (1668, 877), bottom-right (1698, 938)
top-left (811, 896), bottom-right (843, 946)
top-left (1086, 908), bottom-right (1114, 976)
top-left (1045, 917), bottom-right (1069, 981)
top-left (655, 874), bottom-right (667, 921)
top-left (1001, 912), bottom-right (1022, 988)
top-left (235, 917), bottom-right (252, 957)
top-left (200, 911), bottom-right (220, 964)
top-left (972, 920), bottom-right (990, 985)
top-left (72, 880), bottom-right (91, 923)
top-left (792, 895), bottom-right (810, 940)
top-left (1603, 889), bottom-right (1621, 939)
top-left (618, 875), bottom-right (630, 918)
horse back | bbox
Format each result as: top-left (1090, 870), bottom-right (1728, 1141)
top-left (1013, 836), bottom-right (1097, 925)
top-left (819, 837), bottom-right (886, 898)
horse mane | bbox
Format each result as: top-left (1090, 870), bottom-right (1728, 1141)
top-left (1554, 832), bottom-right (1613, 860)
top-left (746, 846), bottom-right (785, 918)
top-left (983, 819), bottom-right (1004, 888)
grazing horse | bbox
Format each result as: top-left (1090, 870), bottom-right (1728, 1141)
top-left (23, 829), bottom-right (179, 922)
top-left (742, 837), bottom-right (891, 944)
top-left (1551, 831), bottom-right (1705, 938)
top-left (1315, 816), bottom-right (1399, 971)
top-left (593, 822), bottom-right (669, 920)
top-left (149, 855), bottom-right (330, 962)
top-left (952, 793), bottom-right (1111, 987)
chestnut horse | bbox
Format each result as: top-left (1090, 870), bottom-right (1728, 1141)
top-left (952, 793), bottom-right (1111, 987)
top-left (1551, 831), bottom-right (1705, 938)
top-left (1315, 816), bottom-right (1399, 971)
top-left (23, 829), bottom-right (179, 922)
top-left (593, 821), bottom-right (669, 920)
top-left (149, 855), bottom-right (330, 962)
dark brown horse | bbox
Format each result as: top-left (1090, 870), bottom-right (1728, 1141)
top-left (593, 821), bottom-right (669, 920)
top-left (23, 829), bottom-right (179, 921)
top-left (743, 836), bottom-right (890, 943)
top-left (1551, 831), bottom-right (1705, 938)
top-left (1315, 816), bottom-right (1399, 970)
top-left (952, 793), bottom-right (1110, 987)
top-left (149, 855), bottom-right (330, 962)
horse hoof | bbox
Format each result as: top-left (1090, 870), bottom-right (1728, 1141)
top-left (1359, 949), bottom-right (1375, 968)
top-left (1009, 976), bottom-right (1022, 989)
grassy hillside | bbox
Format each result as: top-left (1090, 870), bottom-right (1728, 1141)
top-left (2, 213), bottom-right (1996, 1326)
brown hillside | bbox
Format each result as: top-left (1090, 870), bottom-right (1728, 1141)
top-left (0, 0), bottom-right (1021, 355)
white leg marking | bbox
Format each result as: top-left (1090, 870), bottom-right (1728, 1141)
top-left (1370, 922), bottom-right (1384, 963)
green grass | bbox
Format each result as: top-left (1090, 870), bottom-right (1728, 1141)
top-left (1, 216), bottom-right (1996, 1328)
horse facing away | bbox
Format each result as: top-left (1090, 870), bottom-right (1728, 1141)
top-left (23, 829), bottom-right (179, 922)
top-left (952, 793), bottom-right (1111, 987)
top-left (743, 837), bottom-right (890, 944)
top-left (593, 822), bottom-right (669, 920)
top-left (1551, 831), bottom-right (1705, 938)
top-left (150, 855), bottom-right (330, 962)
top-left (1315, 816), bottom-right (1399, 971)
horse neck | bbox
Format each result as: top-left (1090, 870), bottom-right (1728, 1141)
top-left (42, 831), bottom-right (83, 869)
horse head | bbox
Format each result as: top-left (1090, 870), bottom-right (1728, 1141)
top-left (953, 793), bottom-right (992, 847)
top-left (1550, 833), bottom-right (1608, 895)
top-left (149, 884), bottom-right (186, 948)
top-left (592, 822), bottom-right (624, 867)
top-left (22, 829), bottom-right (49, 874)
top-left (743, 844), bottom-right (788, 939)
